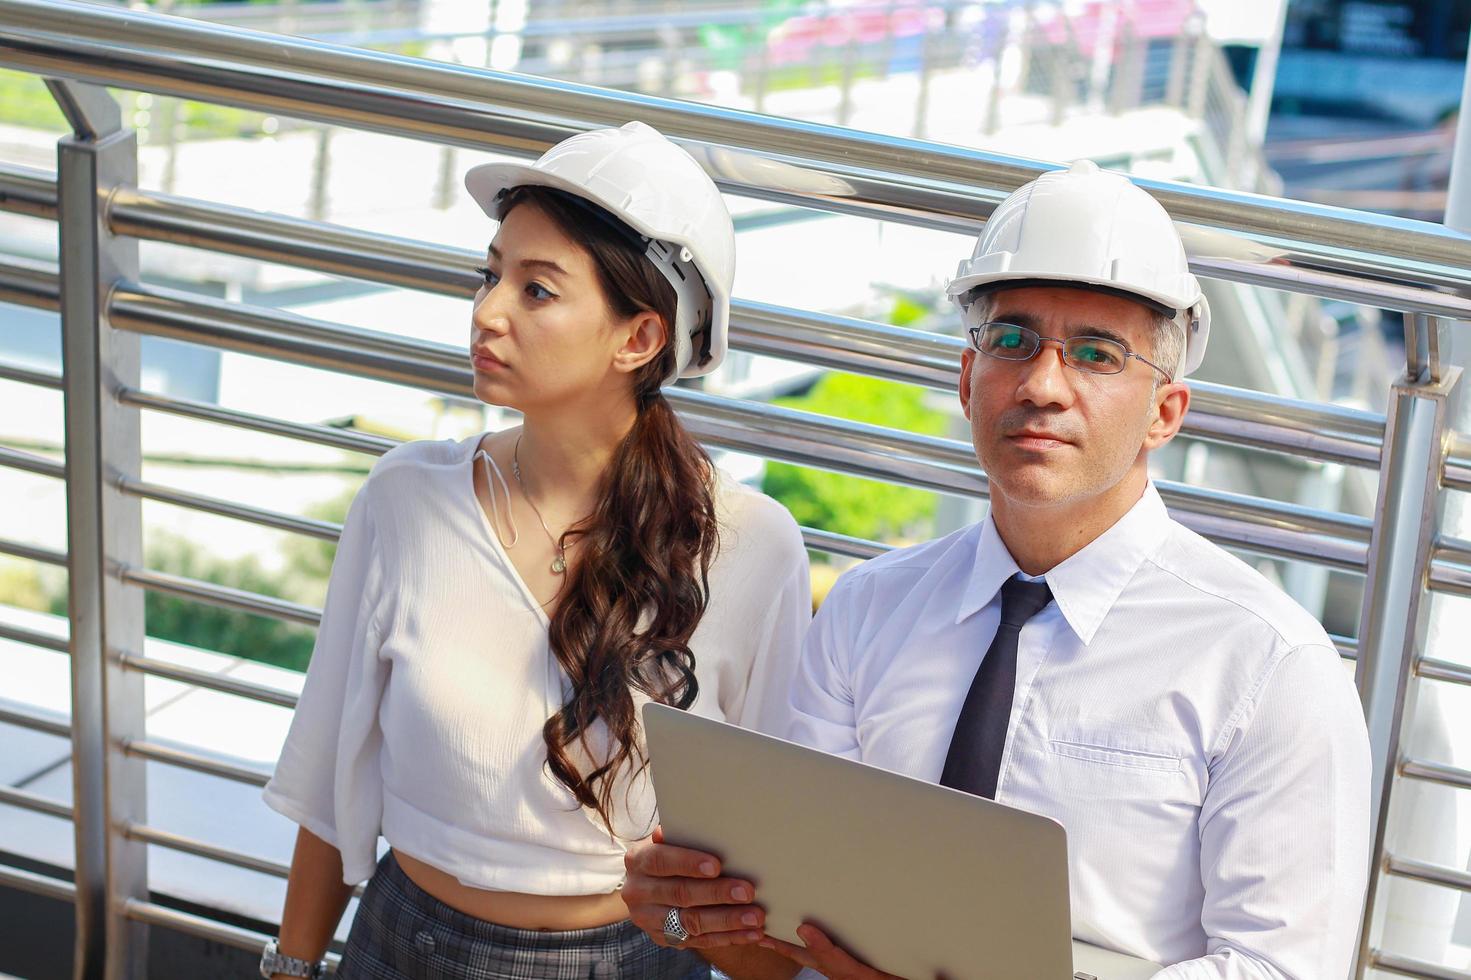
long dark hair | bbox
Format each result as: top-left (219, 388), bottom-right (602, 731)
top-left (495, 185), bottom-right (720, 834)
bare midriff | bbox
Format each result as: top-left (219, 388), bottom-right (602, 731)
top-left (392, 850), bottom-right (629, 931)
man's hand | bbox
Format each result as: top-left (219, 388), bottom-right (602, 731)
top-left (759, 924), bottom-right (909, 979)
top-left (622, 826), bottom-right (767, 950)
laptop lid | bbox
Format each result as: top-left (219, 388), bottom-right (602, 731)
top-left (643, 702), bottom-right (1077, 979)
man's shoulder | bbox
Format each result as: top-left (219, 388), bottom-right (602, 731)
top-left (827, 523), bottom-right (979, 606)
top-left (1147, 520), bottom-right (1333, 650)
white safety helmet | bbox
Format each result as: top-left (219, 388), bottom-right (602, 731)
top-left (946, 160), bottom-right (1211, 378)
top-left (464, 121), bottom-right (736, 382)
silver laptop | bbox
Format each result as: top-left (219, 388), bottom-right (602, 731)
top-left (643, 703), bottom-right (1161, 980)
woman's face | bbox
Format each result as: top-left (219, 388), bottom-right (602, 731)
top-left (469, 201), bottom-right (642, 413)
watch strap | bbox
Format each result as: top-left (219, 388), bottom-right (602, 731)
top-left (260, 938), bottom-right (325, 979)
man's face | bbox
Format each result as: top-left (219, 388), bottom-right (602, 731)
top-left (959, 286), bottom-right (1187, 516)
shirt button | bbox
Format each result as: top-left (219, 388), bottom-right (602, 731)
top-left (590, 961), bottom-right (616, 978)
top-left (414, 930), bottom-right (435, 954)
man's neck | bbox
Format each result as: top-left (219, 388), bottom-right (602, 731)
top-left (990, 471), bottom-right (1149, 576)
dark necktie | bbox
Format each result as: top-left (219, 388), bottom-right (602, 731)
top-left (939, 575), bottom-right (1054, 799)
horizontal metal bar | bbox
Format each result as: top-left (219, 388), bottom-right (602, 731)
top-left (1429, 536), bottom-right (1471, 598)
top-left (0, 621), bottom-right (70, 653)
top-left (121, 566), bottom-right (320, 627)
top-left (0, 536), bottom-right (67, 567)
top-left (1400, 759), bottom-right (1471, 792)
top-left (108, 282), bottom-right (1374, 571)
top-left (1418, 656), bottom-right (1471, 688)
top-left (0, 162), bottom-right (56, 220)
top-left (1184, 383), bottom-right (1383, 469)
top-left (0, 702), bottom-right (71, 738)
top-left (123, 738), bottom-right (272, 788)
top-left (109, 183), bottom-right (473, 295)
top-left (117, 386), bottom-right (398, 457)
top-left (110, 281), bottom-right (470, 394)
top-left (124, 898), bottom-right (342, 967)
top-left (82, 177), bottom-right (1394, 470)
top-left (1371, 950), bottom-right (1471, 980)
top-left (0, 444), bottom-right (65, 479)
top-left (120, 477), bottom-right (342, 541)
top-left (1329, 633), bottom-right (1357, 661)
top-left (0, 255), bottom-right (60, 311)
top-left (800, 527), bottom-right (890, 562)
top-left (1446, 435), bottom-right (1471, 493)
top-left (1385, 855), bottom-right (1471, 894)
top-left (8, 0), bottom-right (1471, 315)
top-left (0, 784), bottom-right (72, 820)
top-left (0, 360), bottom-right (64, 391)
top-left (119, 651), bottom-right (298, 709)
top-left (125, 822), bottom-right (288, 879)
top-left (0, 863), bottom-right (76, 904)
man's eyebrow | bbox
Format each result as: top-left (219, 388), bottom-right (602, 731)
top-left (486, 244), bottom-right (568, 278)
top-left (991, 310), bottom-right (1135, 349)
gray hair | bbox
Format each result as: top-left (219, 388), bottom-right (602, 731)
top-left (965, 291), bottom-right (1185, 383)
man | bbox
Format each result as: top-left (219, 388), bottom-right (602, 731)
top-left (622, 161), bottom-right (1371, 979)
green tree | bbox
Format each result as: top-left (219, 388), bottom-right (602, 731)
top-left (762, 371), bottom-right (944, 543)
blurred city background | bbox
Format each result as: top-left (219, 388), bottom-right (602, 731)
top-left (2, 0), bottom-right (1470, 976)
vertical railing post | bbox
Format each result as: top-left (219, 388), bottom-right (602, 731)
top-left (46, 78), bottom-right (149, 980)
top-left (1351, 365), bottom-right (1461, 977)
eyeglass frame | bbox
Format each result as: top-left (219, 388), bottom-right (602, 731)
top-left (966, 320), bottom-right (1174, 383)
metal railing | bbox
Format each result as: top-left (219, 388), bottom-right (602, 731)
top-left (68, 0), bottom-right (1282, 220)
top-left (1, 0), bottom-right (1470, 977)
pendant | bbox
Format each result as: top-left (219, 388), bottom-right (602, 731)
top-left (551, 554), bottom-right (566, 574)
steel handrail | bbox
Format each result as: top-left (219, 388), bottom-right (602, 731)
top-left (0, 621), bottom-right (69, 654)
top-left (1383, 855), bottom-right (1471, 896)
top-left (119, 477), bottom-right (343, 542)
top-left (0, 537), bottom-right (66, 567)
top-left (5, 0), bottom-right (1471, 315)
top-left (0, 702), bottom-right (71, 738)
top-left (100, 278), bottom-right (1378, 570)
top-left (0, 184), bottom-right (1418, 473)
top-left (0, 784), bottom-right (72, 820)
top-left (1369, 950), bottom-right (1471, 980)
top-left (122, 738), bottom-right (273, 788)
top-left (1398, 759), bottom-right (1471, 793)
top-left (118, 651), bottom-right (299, 710)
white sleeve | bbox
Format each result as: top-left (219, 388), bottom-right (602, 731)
top-left (786, 573), bottom-right (862, 759)
top-left (733, 537), bottom-right (812, 738)
top-left (1151, 645), bottom-right (1371, 980)
top-left (262, 478), bottom-right (390, 885)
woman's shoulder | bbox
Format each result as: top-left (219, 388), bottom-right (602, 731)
top-left (362, 434), bottom-right (480, 495)
top-left (711, 466), bottom-right (804, 562)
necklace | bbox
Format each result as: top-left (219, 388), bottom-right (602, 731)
top-left (512, 435), bottom-right (568, 575)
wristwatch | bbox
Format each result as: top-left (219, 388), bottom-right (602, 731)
top-left (259, 938), bottom-right (327, 979)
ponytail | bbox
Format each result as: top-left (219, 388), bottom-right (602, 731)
top-left (497, 185), bottom-right (720, 834)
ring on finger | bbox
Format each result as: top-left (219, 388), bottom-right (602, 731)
top-left (662, 906), bottom-right (691, 944)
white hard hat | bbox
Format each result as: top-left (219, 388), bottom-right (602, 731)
top-left (464, 121), bottom-right (737, 381)
top-left (946, 160), bottom-right (1211, 377)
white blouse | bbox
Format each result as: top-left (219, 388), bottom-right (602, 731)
top-left (263, 434), bottom-right (811, 895)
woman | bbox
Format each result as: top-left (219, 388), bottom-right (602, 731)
top-left (260, 121), bottom-right (811, 980)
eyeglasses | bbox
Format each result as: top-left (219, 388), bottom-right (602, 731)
top-left (967, 321), bottom-right (1172, 382)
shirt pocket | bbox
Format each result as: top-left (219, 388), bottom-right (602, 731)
top-left (1047, 737), bottom-right (1183, 773)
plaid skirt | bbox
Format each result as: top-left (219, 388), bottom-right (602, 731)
top-left (337, 852), bottom-right (711, 980)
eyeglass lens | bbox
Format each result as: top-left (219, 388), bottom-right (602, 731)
top-left (975, 322), bottom-right (1128, 375)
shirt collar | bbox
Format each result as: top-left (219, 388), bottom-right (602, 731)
top-left (954, 482), bottom-right (1172, 645)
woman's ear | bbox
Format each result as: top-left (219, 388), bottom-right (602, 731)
top-left (612, 311), bottom-right (669, 375)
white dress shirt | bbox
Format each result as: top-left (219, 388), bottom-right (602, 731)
top-left (264, 435), bottom-right (810, 894)
top-left (789, 483), bottom-right (1370, 979)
